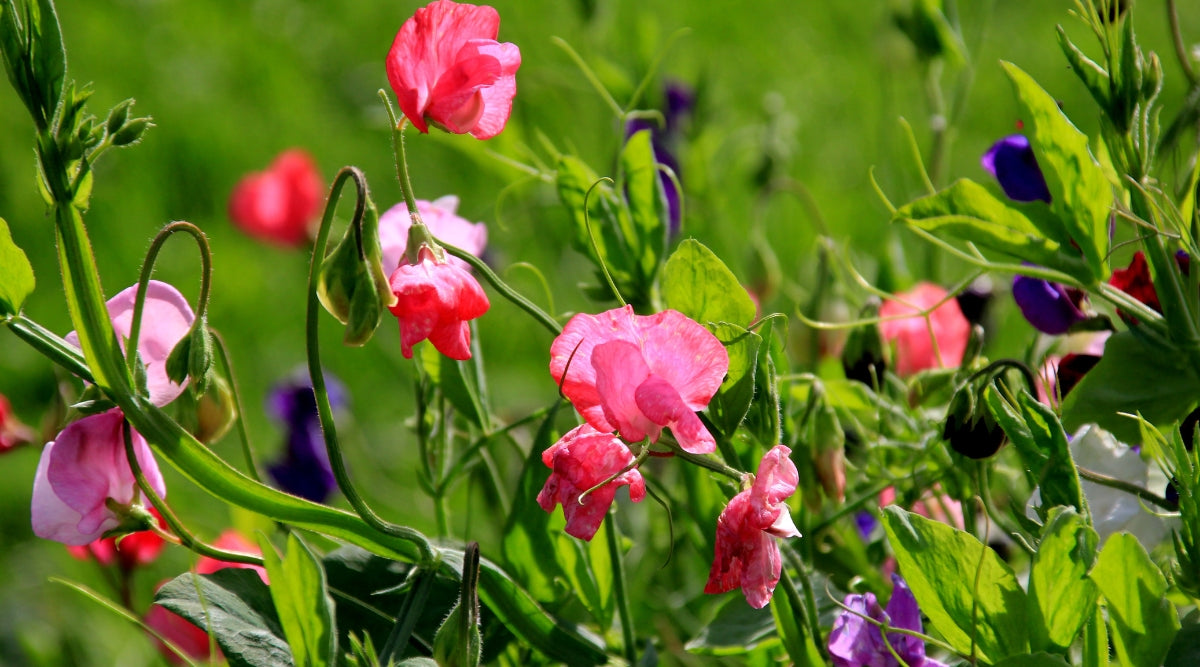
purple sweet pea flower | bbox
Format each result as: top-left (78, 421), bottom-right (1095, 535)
top-left (828, 574), bottom-right (947, 667)
top-left (624, 81), bottom-right (694, 235)
top-left (1012, 274), bottom-right (1087, 335)
top-left (982, 134), bottom-right (1052, 203)
top-left (266, 373), bottom-right (347, 503)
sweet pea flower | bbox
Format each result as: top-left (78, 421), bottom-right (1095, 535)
top-left (981, 134), bottom-right (1051, 203)
top-left (1109, 250), bottom-right (1161, 322)
top-left (378, 196), bottom-right (487, 274)
top-left (704, 445), bottom-right (801, 609)
top-left (196, 530), bottom-right (269, 583)
top-left (828, 573), bottom-right (948, 667)
top-left (67, 507), bottom-right (166, 571)
top-left (228, 149), bottom-right (324, 247)
top-left (1012, 274), bottom-right (1087, 335)
top-left (31, 410), bottom-right (167, 545)
top-left (266, 372), bottom-right (346, 503)
top-left (549, 306), bottom-right (729, 454)
top-left (536, 424), bottom-right (647, 541)
top-left (386, 0), bottom-right (521, 140)
top-left (878, 282), bottom-right (971, 377)
top-left (388, 245), bottom-right (490, 360)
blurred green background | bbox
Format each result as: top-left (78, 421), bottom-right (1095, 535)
top-left (1, 0), bottom-right (1197, 663)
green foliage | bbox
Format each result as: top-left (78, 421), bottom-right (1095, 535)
top-left (259, 534), bottom-right (337, 667)
top-left (707, 321), bottom-right (761, 439)
top-left (1089, 533), bottom-right (1180, 667)
top-left (1027, 508), bottom-right (1099, 653)
top-left (620, 129), bottom-right (668, 282)
top-left (0, 0), bottom-right (65, 131)
top-left (683, 596), bottom-right (777, 655)
top-left (0, 216), bottom-right (34, 316)
top-left (986, 388), bottom-right (1086, 516)
top-left (662, 238), bottom-right (756, 326)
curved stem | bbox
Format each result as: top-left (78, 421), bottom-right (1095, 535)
top-left (670, 445), bottom-right (747, 482)
top-left (605, 509), bottom-right (637, 665)
top-left (1168, 0), bottom-right (1199, 87)
top-left (1077, 465), bottom-right (1174, 510)
top-left (211, 331), bottom-right (262, 483)
top-left (440, 239), bottom-right (564, 336)
top-left (379, 91), bottom-right (421, 219)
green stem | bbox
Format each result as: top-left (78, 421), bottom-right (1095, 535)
top-left (212, 331), bottom-right (262, 483)
top-left (5, 314), bottom-right (93, 382)
top-left (380, 93), bottom-right (421, 219)
top-left (783, 544), bottom-right (823, 653)
top-left (670, 444), bottom-right (747, 482)
top-left (440, 240), bottom-right (564, 336)
top-left (379, 566), bottom-right (437, 664)
top-left (1077, 465), bottom-right (1174, 510)
top-left (606, 509), bottom-right (637, 664)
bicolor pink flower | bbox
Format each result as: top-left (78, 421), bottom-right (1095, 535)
top-left (388, 245), bottom-right (490, 360)
top-left (386, 0), bottom-right (521, 139)
top-left (536, 424), bottom-right (647, 541)
top-left (66, 280), bottom-right (195, 407)
top-left (879, 282), bottom-right (970, 377)
top-left (378, 196), bottom-right (488, 274)
top-left (704, 445), bottom-right (801, 609)
top-left (228, 149), bottom-right (324, 247)
top-left (31, 410), bottom-right (167, 546)
top-left (549, 306), bottom-right (729, 454)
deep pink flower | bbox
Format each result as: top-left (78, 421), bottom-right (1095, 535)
top-left (549, 306), bottom-right (729, 454)
top-left (536, 424), bottom-right (647, 541)
top-left (704, 445), bottom-right (801, 609)
top-left (378, 196), bottom-right (488, 274)
top-left (228, 149), bottom-right (324, 247)
top-left (879, 282), bottom-right (971, 377)
top-left (388, 245), bottom-right (490, 360)
top-left (31, 410), bottom-right (167, 546)
top-left (66, 280), bottom-right (195, 407)
top-left (66, 507), bottom-right (167, 570)
top-left (386, 0), bottom-right (521, 139)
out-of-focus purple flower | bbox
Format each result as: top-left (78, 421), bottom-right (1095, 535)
top-left (828, 573), bottom-right (947, 667)
top-left (982, 134), bottom-right (1051, 203)
top-left (266, 373), bottom-right (347, 503)
top-left (1012, 274), bottom-right (1087, 335)
top-left (855, 511), bottom-right (878, 540)
top-left (623, 81), bottom-right (695, 235)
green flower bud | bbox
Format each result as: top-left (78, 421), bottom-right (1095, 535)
top-left (106, 98), bottom-right (134, 136)
top-left (111, 117), bottom-right (152, 146)
top-left (432, 542), bottom-right (482, 667)
top-left (317, 197), bottom-right (394, 346)
top-left (166, 315), bottom-right (215, 394)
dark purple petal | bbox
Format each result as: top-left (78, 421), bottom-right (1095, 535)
top-left (265, 372), bottom-right (345, 502)
top-left (855, 511), bottom-right (878, 540)
top-left (885, 574), bottom-right (927, 663)
top-left (982, 134), bottom-right (1051, 203)
top-left (1012, 274), bottom-right (1086, 335)
top-left (664, 80), bottom-right (695, 133)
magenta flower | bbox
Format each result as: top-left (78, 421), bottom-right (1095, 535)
top-left (879, 282), bottom-right (970, 377)
top-left (549, 306), bottom-right (729, 454)
top-left (378, 196), bottom-right (488, 274)
top-left (387, 246), bottom-right (490, 360)
top-left (828, 574), bottom-right (947, 667)
top-left (386, 0), bottom-right (521, 140)
top-left (228, 149), bottom-right (324, 247)
top-left (704, 445), bottom-right (801, 608)
top-left (31, 410), bottom-right (167, 545)
top-left (536, 424), bottom-right (647, 540)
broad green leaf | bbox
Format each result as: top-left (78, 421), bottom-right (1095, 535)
top-left (1089, 533), bottom-right (1179, 667)
top-left (621, 129), bottom-right (668, 280)
top-left (707, 322), bottom-right (761, 438)
top-left (684, 596), bottom-right (777, 654)
top-left (554, 531), bottom-right (607, 629)
top-left (258, 534), bottom-right (337, 667)
top-left (1018, 391), bottom-right (1087, 517)
top-left (155, 569), bottom-right (293, 667)
top-left (0, 217), bottom-right (34, 315)
top-left (994, 654), bottom-right (1072, 667)
top-left (1028, 508), bottom-right (1100, 652)
top-left (882, 506), bottom-right (1028, 661)
top-left (662, 239), bottom-right (756, 327)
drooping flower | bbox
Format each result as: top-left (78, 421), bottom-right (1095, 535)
top-left (536, 424), bottom-right (646, 541)
top-left (266, 372), bottom-right (346, 503)
top-left (388, 245), bottom-right (490, 360)
top-left (378, 196), bottom-right (488, 274)
top-left (228, 149), bottom-right (324, 247)
top-left (878, 282), bottom-right (971, 377)
top-left (386, 0), bottom-right (521, 140)
top-left (828, 573), bottom-right (948, 667)
top-left (981, 134), bottom-right (1051, 203)
top-left (1012, 274), bottom-right (1087, 335)
top-left (67, 507), bottom-right (166, 571)
top-left (704, 445), bottom-right (801, 609)
top-left (549, 306), bottom-right (729, 454)
top-left (0, 393), bottom-right (34, 453)
top-left (31, 410), bottom-right (167, 545)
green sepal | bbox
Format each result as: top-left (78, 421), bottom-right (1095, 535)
top-left (166, 314), bottom-right (215, 394)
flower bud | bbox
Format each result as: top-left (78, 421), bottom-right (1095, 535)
top-left (317, 198), bottom-right (395, 346)
top-left (106, 98), bottom-right (135, 136)
top-left (167, 315), bottom-right (215, 394)
top-left (942, 381), bottom-right (1006, 459)
top-left (111, 117), bottom-right (153, 146)
top-left (433, 542), bottom-right (482, 667)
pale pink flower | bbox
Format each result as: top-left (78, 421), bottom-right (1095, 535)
top-left (549, 306), bottom-right (729, 454)
top-left (536, 424), bottom-right (646, 540)
top-left (879, 282), bottom-right (971, 376)
top-left (388, 246), bottom-right (490, 360)
top-left (378, 196), bottom-right (488, 274)
top-left (228, 149), bottom-right (324, 247)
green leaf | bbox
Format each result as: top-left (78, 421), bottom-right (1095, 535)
top-left (707, 322), bottom-right (761, 438)
top-left (0, 216), bottom-right (35, 316)
top-left (556, 156), bottom-right (634, 287)
top-left (993, 654), bottom-right (1072, 667)
top-left (1057, 26), bottom-right (1111, 114)
top-left (769, 577), bottom-right (824, 667)
top-left (1089, 533), bottom-right (1180, 667)
top-left (258, 534), bottom-right (337, 667)
top-left (1016, 391), bottom-right (1087, 517)
top-left (1028, 508), bottom-right (1100, 652)
top-left (662, 238), bottom-right (756, 326)
top-left (621, 129), bottom-right (667, 280)
top-left (743, 319), bottom-right (784, 450)
top-left (155, 569), bottom-right (293, 667)
top-left (31, 0), bottom-right (65, 122)
top-left (684, 596), bottom-right (776, 654)
top-left (881, 506), bottom-right (1028, 661)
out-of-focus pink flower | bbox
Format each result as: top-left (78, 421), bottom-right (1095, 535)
top-left (879, 486), bottom-right (964, 530)
top-left (536, 424), bottom-right (646, 541)
top-left (879, 282), bottom-right (970, 376)
top-left (195, 530), bottom-right (269, 584)
top-left (704, 445), bottom-right (801, 609)
top-left (0, 394), bottom-right (34, 453)
top-left (378, 196), bottom-right (488, 274)
top-left (386, 0), bottom-right (521, 140)
top-left (31, 410), bottom-right (167, 546)
top-left (67, 507), bottom-right (166, 570)
top-left (228, 149), bottom-right (324, 247)
top-left (145, 601), bottom-right (218, 666)
top-left (388, 245), bottom-right (490, 360)
top-left (549, 306), bottom-right (729, 454)
top-left (65, 280), bottom-right (195, 407)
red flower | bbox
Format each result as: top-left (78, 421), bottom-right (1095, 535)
top-left (228, 149), bottom-right (323, 247)
top-left (387, 245), bottom-right (490, 360)
top-left (1109, 251), bottom-right (1164, 324)
top-left (879, 282), bottom-right (971, 376)
top-left (196, 530), bottom-right (269, 583)
top-left (704, 446), bottom-right (801, 609)
top-left (386, 0), bottom-right (521, 139)
top-left (66, 508), bottom-right (166, 570)
top-left (536, 424), bottom-right (646, 540)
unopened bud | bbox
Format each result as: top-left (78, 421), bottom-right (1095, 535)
top-left (942, 382), bottom-right (1006, 459)
top-left (433, 542), bottom-right (482, 667)
top-left (111, 117), bottom-right (153, 146)
top-left (317, 198), bottom-right (394, 346)
top-left (841, 301), bottom-right (888, 386)
top-left (106, 99), bottom-right (135, 136)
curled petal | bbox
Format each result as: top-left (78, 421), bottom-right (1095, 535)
top-left (634, 375), bottom-right (715, 454)
top-left (536, 425), bottom-right (645, 540)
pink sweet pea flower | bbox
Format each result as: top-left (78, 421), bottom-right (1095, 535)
top-left (536, 424), bottom-right (647, 541)
top-left (388, 245), bottom-right (490, 360)
top-left (386, 0), bottom-right (521, 139)
top-left (31, 410), bottom-right (167, 546)
top-left (704, 445), bottom-right (801, 609)
top-left (549, 306), bottom-right (729, 454)
top-left (879, 282), bottom-right (970, 377)
top-left (378, 196), bottom-right (488, 274)
top-left (228, 149), bottom-right (324, 247)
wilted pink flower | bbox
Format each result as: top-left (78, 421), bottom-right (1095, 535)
top-left (378, 196), bottom-right (488, 274)
top-left (549, 306), bottom-right (728, 454)
top-left (386, 0), bottom-right (521, 139)
top-left (388, 245), bottom-right (490, 360)
top-left (228, 149), bottom-right (324, 247)
top-left (67, 507), bottom-right (167, 570)
top-left (536, 424), bottom-right (647, 540)
top-left (879, 282), bottom-right (970, 376)
top-left (31, 410), bottom-right (167, 546)
top-left (705, 445), bottom-right (801, 608)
